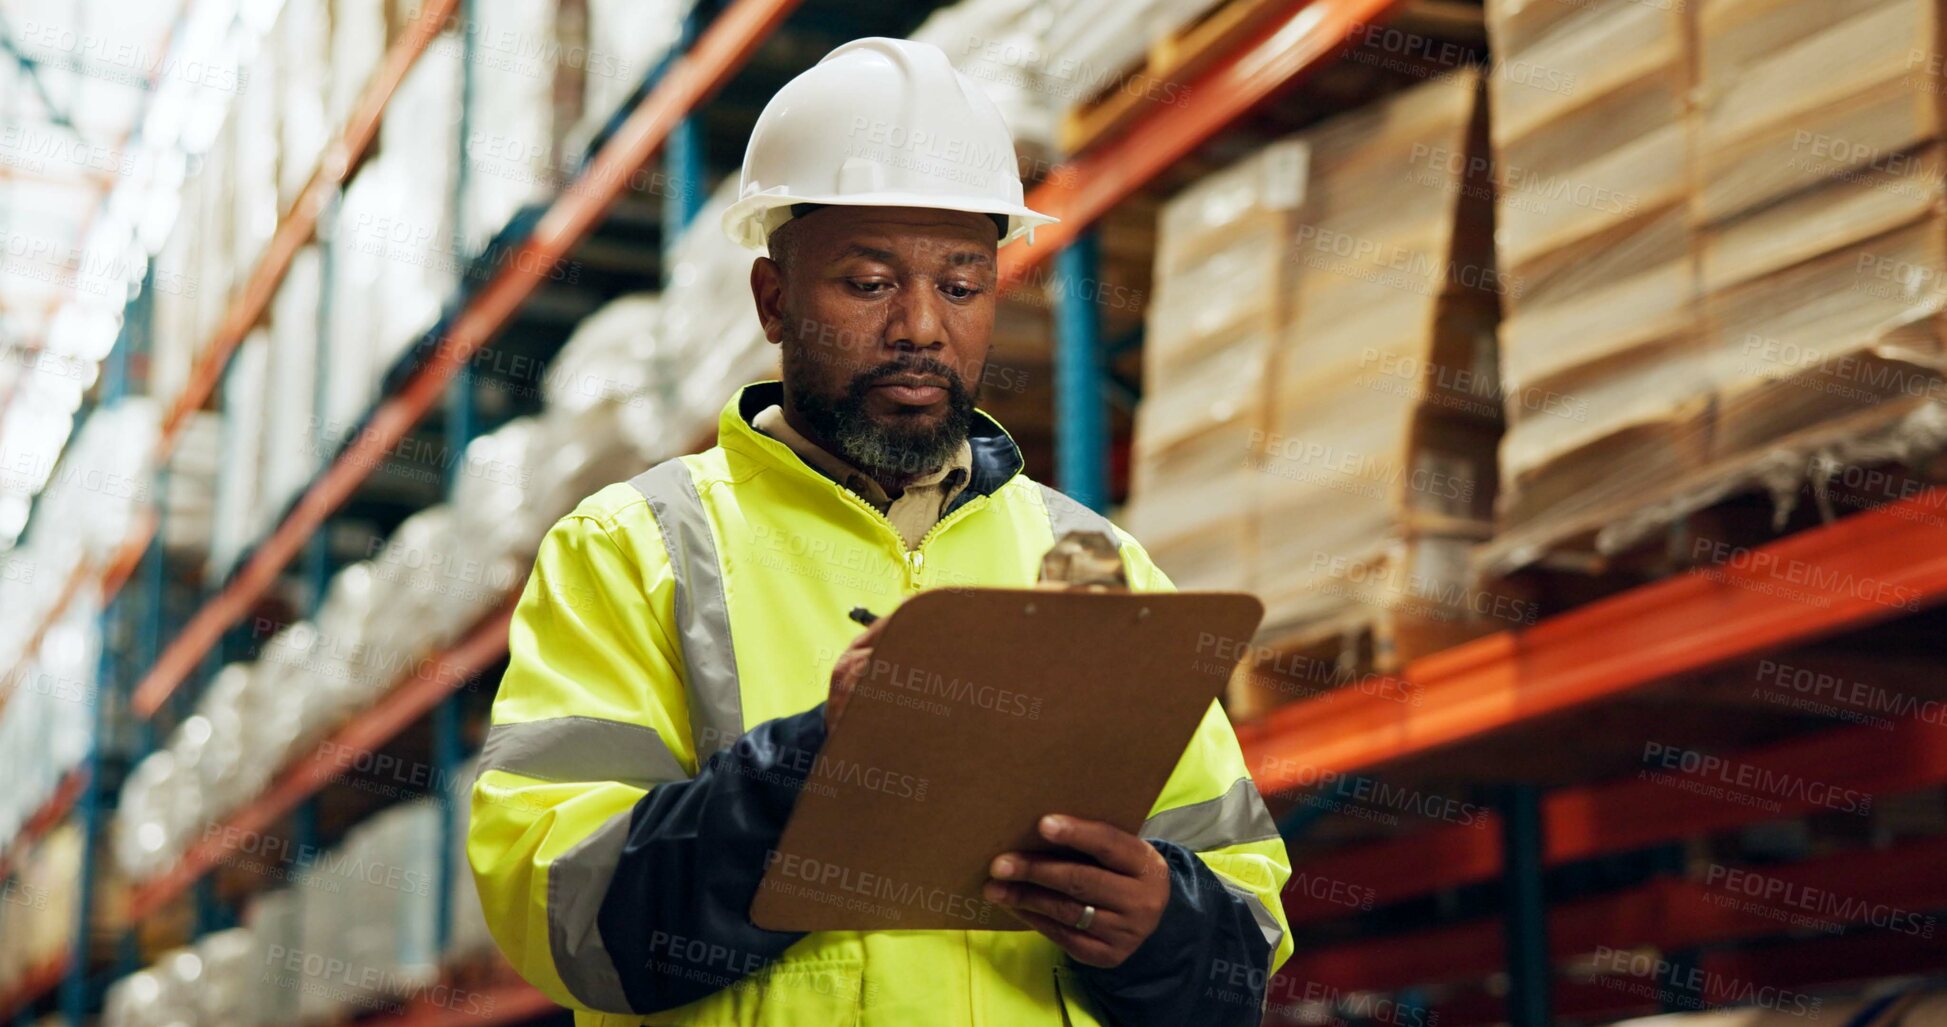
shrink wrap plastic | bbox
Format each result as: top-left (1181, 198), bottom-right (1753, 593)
top-left (1485, 0), bottom-right (1947, 567)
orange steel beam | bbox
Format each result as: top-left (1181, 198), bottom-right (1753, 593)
top-left (155, 0), bottom-right (462, 453)
top-left (1427, 930), bottom-right (1941, 1027)
top-left (1240, 487), bottom-right (1947, 793)
top-left (128, 603), bottom-right (514, 921)
top-left (999, 0), bottom-right (1406, 290)
top-left (0, 954), bottom-right (67, 1022)
top-left (130, 0), bottom-right (803, 719)
top-left (1276, 834), bottom-right (1947, 994)
top-left (1282, 714), bottom-right (1947, 924)
top-left (0, 768), bottom-right (86, 882)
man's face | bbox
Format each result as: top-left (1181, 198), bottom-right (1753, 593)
top-left (751, 206), bottom-right (999, 479)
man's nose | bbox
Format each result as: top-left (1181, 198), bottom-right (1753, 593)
top-left (884, 282), bottom-right (948, 351)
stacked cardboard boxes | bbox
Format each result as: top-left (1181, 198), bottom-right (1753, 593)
top-left (1120, 137), bottom-right (1299, 597)
top-left (1694, 0), bottom-right (1947, 469)
top-left (1126, 70), bottom-right (1506, 718)
top-left (1248, 70), bottom-right (1505, 710)
top-left (1483, 0), bottom-right (1706, 537)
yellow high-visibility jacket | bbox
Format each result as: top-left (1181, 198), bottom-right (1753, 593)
top-left (470, 381), bottom-right (1292, 1026)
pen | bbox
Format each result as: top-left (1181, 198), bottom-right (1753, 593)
top-left (848, 606), bottom-right (879, 627)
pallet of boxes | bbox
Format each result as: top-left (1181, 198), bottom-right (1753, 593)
top-left (1478, 0), bottom-right (1947, 576)
top-left (1122, 69), bottom-right (1510, 722)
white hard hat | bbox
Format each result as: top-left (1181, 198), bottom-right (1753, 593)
top-left (722, 37), bottom-right (1058, 252)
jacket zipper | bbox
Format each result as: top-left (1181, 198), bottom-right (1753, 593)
top-left (812, 476), bottom-right (994, 593)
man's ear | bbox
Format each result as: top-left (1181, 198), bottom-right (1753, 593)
top-left (750, 256), bottom-right (787, 345)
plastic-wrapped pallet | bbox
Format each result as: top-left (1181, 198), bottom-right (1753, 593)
top-left (0, 597), bottom-right (99, 840)
top-left (313, 561), bottom-right (408, 715)
top-left (444, 757), bottom-right (495, 962)
top-left (209, 332), bottom-right (270, 575)
top-left (321, 167), bottom-right (395, 447)
top-left (371, 27), bottom-right (463, 348)
top-left (196, 928), bottom-right (268, 1025)
top-left (569, 0), bottom-right (693, 154)
top-left (1250, 70), bottom-right (1503, 693)
top-left (294, 801), bottom-right (444, 1022)
top-left (330, 0), bottom-right (391, 131)
top-left (261, 246), bottom-right (323, 528)
top-left (231, 31), bottom-right (282, 279)
top-left (164, 412), bottom-right (220, 555)
top-left (1692, 0), bottom-right (1947, 481)
top-left (529, 294), bottom-right (660, 530)
top-left (102, 968), bottom-right (170, 1027)
top-left (462, 0), bottom-right (588, 254)
top-left (655, 180), bottom-right (775, 445)
top-left (911, 0), bottom-right (1058, 156)
top-left (1483, 0), bottom-right (1706, 542)
top-left (274, 0), bottom-right (332, 209)
top-left (247, 888), bottom-right (303, 1025)
top-left (149, 183), bottom-right (202, 405)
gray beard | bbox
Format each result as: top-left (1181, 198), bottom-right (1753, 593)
top-left (783, 352), bottom-right (978, 480)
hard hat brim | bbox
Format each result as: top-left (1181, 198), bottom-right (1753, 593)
top-left (722, 191), bottom-right (1059, 253)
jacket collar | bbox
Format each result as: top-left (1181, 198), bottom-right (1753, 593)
top-left (719, 381), bottom-right (1025, 510)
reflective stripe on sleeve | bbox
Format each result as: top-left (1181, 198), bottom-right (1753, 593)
top-left (1140, 776), bottom-right (1281, 852)
top-left (479, 716), bottom-right (691, 790)
top-left (1036, 481), bottom-right (1116, 543)
top-left (630, 460), bottom-right (746, 760)
top-left (547, 810), bottom-right (635, 1012)
top-left (1221, 878), bottom-right (1288, 955)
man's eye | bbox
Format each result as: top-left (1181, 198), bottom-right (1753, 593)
top-left (850, 280), bottom-right (891, 294)
top-left (943, 283), bottom-right (981, 300)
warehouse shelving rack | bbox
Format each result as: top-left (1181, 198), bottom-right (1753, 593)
top-left (8, 0), bottom-right (1946, 1024)
top-left (0, 2), bottom-right (1414, 1023)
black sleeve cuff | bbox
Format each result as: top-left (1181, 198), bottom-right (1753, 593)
top-left (1069, 840), bottom-right (1274, 1027)
top-left (597, 706), bottom-right (830, 1014)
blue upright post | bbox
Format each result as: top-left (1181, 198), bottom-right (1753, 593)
top-left (1500, 784), bottom-right (1551, 1027)
top-left (662, 3), bottom-right (706, 271)
top-left (1054, 229), bottom-right (1109, 512)
top-left (432, 1), bottom-right (479, 956)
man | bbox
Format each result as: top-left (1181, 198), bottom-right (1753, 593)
top-left (469, 37), bottom-right (1292, 1027)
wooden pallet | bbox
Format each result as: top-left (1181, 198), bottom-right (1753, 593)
top-left (1058, 0), bottom-right (1299, 155)
top-left (1480, 398), bottom-right (1947, 581)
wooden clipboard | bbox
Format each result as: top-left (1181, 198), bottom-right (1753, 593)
top-left (750, 587), bottom-right (1263, 932)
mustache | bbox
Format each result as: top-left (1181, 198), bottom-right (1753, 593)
top-left (849, 358), bottom-right (970, 394)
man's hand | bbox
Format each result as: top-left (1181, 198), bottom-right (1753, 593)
top-left (825, 616), bottom-right (887, 732)
top-left (983, 814), bottom-right (1171, 968)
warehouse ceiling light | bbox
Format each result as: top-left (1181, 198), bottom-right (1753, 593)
top-left (0, 0), bottom-right (268, 550)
